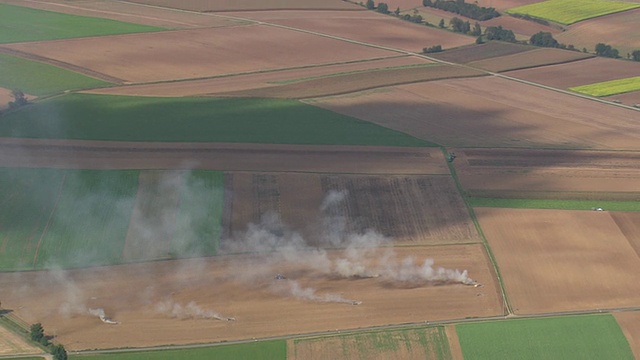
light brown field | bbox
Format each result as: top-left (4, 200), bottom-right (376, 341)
top-left (124, 0), bottom-right (360, 11)
top-left (227, 173), bottom-right (480, 246)
top-left (0, 139), bottom-right (448, 174)
top-left (86, 56), bottom-right (433, 97)
top-left (3, 25), bottom-right (398, 83)
top-left (444, 325), bottom-right (464, 360)
top-left (0, 244), bottom-right (502, 350)
top-left (468, 48), bottom-right (593, 72)
top-left (0, 323), bottom-right (41, 356)
top-left (453, 148), bottom-right (640, 199)
top-left (615, 311), bottom-right (640, 359)
top-left (477, 208), bottom-right (640, 314)
top-left (0, 87), bottom-right (13, 109)
top-left (556, 8), bottom-right (640, 57)
top-left (505, 57), bottom-right (640, 89)
top-left (310, 76), bottom-right (640, 149)
top-left (610, 212), bottom-right (640, 258)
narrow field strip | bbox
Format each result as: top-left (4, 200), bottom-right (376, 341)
top-left (468, 197), bottom-right (640, 211)
top-left (569, 76), bottom-right (640, 97)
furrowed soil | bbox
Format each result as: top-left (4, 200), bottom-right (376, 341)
top-left (477, 208), bottom-right (640, 314)
top-left (614, 311), bottom-right (640, 359)
top-left (428, 42), bottom-right (535, 64)
top-left (468, 48), bottom-right (593, 72)
top-left (123, 0), bottom-right (360, 11)
top-left (453, 148), bottom-right (640, 200)
top-left (310, 77), bottom-right (640, 149)
top-left (610, 212), bottom-right (640, 258)
top-left (0, 244), bottom-right (502, 350)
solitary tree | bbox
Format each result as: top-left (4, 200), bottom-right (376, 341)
top-left (438, 18), bottom-right (445, 28)
top-left (394, 6), bottom-right (400, 16)
top-left (632, 50), bottom-right (640, 61)
top-left (30, 323), bottom-right (44, 343)
top-left (530, 31), bottom-right (559, 48)
top-left (366, 0), bottom-right (375, 10)
top-left (51, 344), bottom-right (68, 360)
top-left (376, 2), bottom-right (389, 13)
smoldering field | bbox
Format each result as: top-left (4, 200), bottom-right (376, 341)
top-left (0, 187), bottom-right (502, 350)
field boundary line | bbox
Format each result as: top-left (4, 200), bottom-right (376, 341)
top-left (32, 173), bottom-right (66, 267)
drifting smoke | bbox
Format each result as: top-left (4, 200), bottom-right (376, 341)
top-left (381, 257), bottom-right (477, 286)
top-left (88, 308), bottom-right (119, 325)
top-left (278, 280), bottom-right (361, 306)
top-left (155, 300), bottom-right (235, 321)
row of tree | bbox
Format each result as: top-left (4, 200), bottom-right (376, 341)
top-left (422, 0), bottom-right (499, 21)
top-left (30, 323), bottom-right (67, 360)
top-left (529, 32), bottom-right (640, 61)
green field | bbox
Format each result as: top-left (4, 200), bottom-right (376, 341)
top-left (291, 326), bottom-right (452, 360)
top-left (0, 3), bottom-right (164, 44)
top-left (0, 53), bottom-right (111, 97)
top-left (70, 340), bottom-right (286, 360)
top-left (0, 94), bottom-right (432, 146)
top-left (468, 197), bottom-right (640, 211)
top-left (506, 0), bottom-right (640, 25)
top-left (569, 76), bottom-right (640, 97)
top-left (456, 315), bottom-right (634, 360)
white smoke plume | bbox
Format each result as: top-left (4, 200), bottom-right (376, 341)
top-left (277, 280), bottom-right (361, 306)
top-left (381, 257), bottom-right (478, 286)
top-left (88, 308), bottom-right (119, 324)
top-left (155, 300), bottom-right (235, 321)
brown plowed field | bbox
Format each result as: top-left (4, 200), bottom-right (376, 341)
top-left (0, 87), bottom-right (13, 109)
top-left (223, 64), bottom-right (484, 99)
top-left (468, 48), bottom-right (593, 72)
top-left (505, 57), bottom-right (640, 89)
top-left (615, 311), bottom-right (640, 359)
top-left (86, 56), bottom-right (433, 97)
top-left (453, 148), bottom-right (640, 199)
top-left (556, 8), bottom-right (640, 56)
top-left (310, 77), bottom-right (640, 149)
top-left (0, 0), bottom-right (245, 29)
top-left (605, 91), bottom-right (640, 107)
top-left (227, 173), bottom-right (479, 245)
top-left (429, 41), bottom-right (535, 64)
top-left (0, 244), bottom-right (502, 350)
top-left (0, 138), bottom-right (447, 174)
top-left (610, 212), bottom-right (640, 258)
top-left (3, 25), bottom-right (398, 83)
top-left (477, 208), bottom-right (640, 314)
top-left (124, 0), bottom-right (360, 11)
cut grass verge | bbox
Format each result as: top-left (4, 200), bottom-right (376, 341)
top-left (569, 76), bottom-right (640, 97)
top-left (468, 197), bottom-right (640, 211)
top-left (456, 315), bottom-right (634, 360)
top-left (506, 0), bottom-right (640, 25)
top-left (0, 3), bottom-right (164, 44)
top-left (0, 53), bottom-right (111, 96)
top-left (0, 94), bottom-right (433, 146)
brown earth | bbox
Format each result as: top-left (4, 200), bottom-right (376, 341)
top-left (0, 324), bottom-right (42, 356)
top-left (610, 212), bottom-right (640, 258)
top-left (468, 48), bottom-right (593, 72)
top-left (3, 25), bottom-right (398, 83)
top-left (86, 56), bottom-right (433, 97)
top-left (505, 57), bottom-right (640, 89)
top-left (453, 148), bottom-right (640, 200)
top-left (445, 325), bottom-right (464, 360)
top-left (224, 9), bottom-right (385, 21)
top-left (0, 0), bottom-right (245, 29)
top-left (0, 138), bottom-right (448, 174)
top-left (0, 244), bottom-right (503, 350)
top-left (124, 0), bottom-right (360, 11)
top-left (477, 208), bottom-right (640, 314)
top-left (227, 173), bottom-right (479, 246)
top-left (614, 311), bottom-right (640, 359)
top-left (0, 87), bottom-right (14, 110)
top-left (221, 64), bottom-right (485, 99)
top-left (428, 41), bottom-right (535, 64)
top-left (309, 77), bottom-right (640, 149)
top-left (605, 91), bottom-right (640, 107)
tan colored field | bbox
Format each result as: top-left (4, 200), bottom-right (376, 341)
top-left (310, 76), bottom-right (640, 149)
top-left (556, 9), bottom-right (640, 57)
top-left (429, 41), bottom-right (535, 64)
top-left (222, 64), bottom-right (484, 99)
top-left (0, 244), bottom-right (502, 350)
top-left (3, 25), bottom-right (398, 83)
top-left (86, 56), bottom-right (433, 97)
top-left (506, 57), bottom-right (640, 89)
top-left (228, 173), bottom-right (480, 245)
top-left (615, 311), bottom-right (640, 359)
top-left (225, 9), bottom-right (384, 21)
top-left (477, 208), bottom-right (640, 314)
top-left (611, 212), bottom-right (640, 257)
top-left (124, 0), bottom-right (360, 11)
top-left (453, 148), bottom-right (640, 199)
top-left (0, 139), bottom-right (447, 174)
top-left (444, 325), bottom-right (464, 360)
top-left (0, 87), bottom-right (13, 109)
top-left (0, 323), bottom-right (41, 356)
top-left (468, 48), bottom-right (593, 72)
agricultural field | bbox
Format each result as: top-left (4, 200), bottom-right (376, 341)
top-left (289, 326), bottom-right (453, 360)
top-left (0, 94), bottom-right (429, 147)
top-left (428, 41), bottom-right (535, 64)
top-left (468, 47), bottom-right (593, 72)
top-left (310, 76), bottom-right (640, 149)
top-left (0, 3), bottom-right (163, 43)
top-left (452, 148), bottom-right (640, 200)
top-left (505, 0), bottom-right (640, 25)
top-left (0, 324), bottom-right (41, 357)
top-left (615, 311), bottom-right (640, 358)
top-left (469, 198), bottom-right (640, 211)
top-left (456, 315), bottom-right (634, 359)
top-left (0, 53), bottom-right (111, 97)
top-left (124, 0), bottom-right (360, 11)
top-left (569, 76), bottom-right (640, 97)
top-left (476, 208), bottom-right (640, 314)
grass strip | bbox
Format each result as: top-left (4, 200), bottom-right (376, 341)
top-left (468, 197), bottom-right (640, 211)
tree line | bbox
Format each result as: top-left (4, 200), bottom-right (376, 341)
top-left (422, 0), bottom-right (499, 21)
top-left (30, 323), bottom-right (68, 360)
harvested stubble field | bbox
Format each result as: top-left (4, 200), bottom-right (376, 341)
top-left (124, 0), bottom-right (360, 11)
top-left (476, 208), bottom-right (640, 314)
top-left (468, 47), bottom-right (593, 72)
top-left (0, 325), bottom-right (41, 356)
top-left (452, 148), bottom-right (640, 200)
top-left (86, 56), bottom-right (433, 97)
top-left (221, 64), bottom-right (484, 99)
top-left (428, 41), bottom-right (535, 64)
top-left (615, 311), bottom-right (640, 359)
top-left (0, 244), bottom-right (502, 350)
top-left (3, 25), bottom-right (398, 83)
top-left (505, 57), bottom-right (640, 90)
top-left (227, 173), bottom-right (479, 246)
top-left (310, 77), bottom-right (640, 149)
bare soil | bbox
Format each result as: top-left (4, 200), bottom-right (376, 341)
top-left (614, 311), bottom-right (640, 359)
top-left (445, 325), bottom-right (464, 360)
top-left (310, 77), bottom-right (640, 149)
top-left (477, 208), bottom-right (640, 314)
top-left (428, 41), bottom-right (535, 64)
top-left (468, 48), bottom-right (593, 72)
top-left (604, 91), bottom-right (640, 107)
top-left (610, 212), bottom-right (640, 259)
top-left (0, 244), bottom-right (503, 350)
top-left (0, 87), bottom-right (13, 110)
top-left (123, 0), bottom-right (360, 11)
